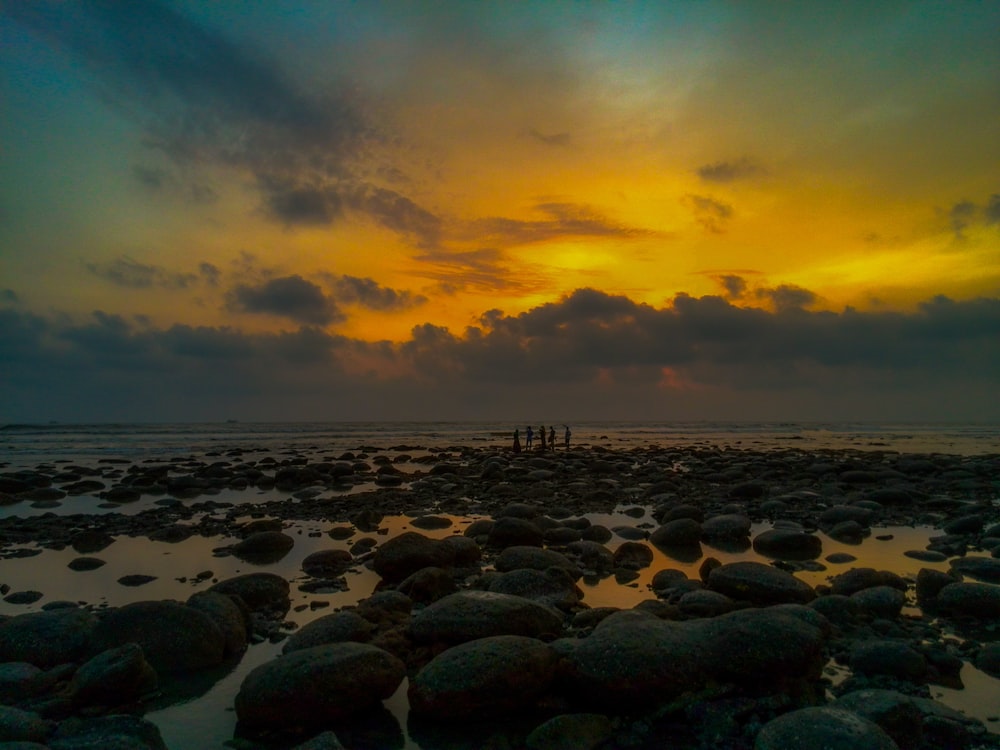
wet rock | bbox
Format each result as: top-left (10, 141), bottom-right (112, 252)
top-left (210, 572), bottom-right (290, 614)
top-left (301, 549), bottom-right (354, 577)
top-left (849, 640), bottom-right (927, 682)
top-left (677, 589), bottom-right (734, 618)
top-left (655, 504), bottom-right (705, 524)
top-left (933, 582), bottom-right (1000, 618)
top-left (942, 514), bottom-right (984, 535)
top-left (235, 643), bottom-right (405, 729)
top-left (820, 505), bottom-right (875, 527)
top-left (68, 557), bottom-right (106, 572)
top-left (949, 556), bottom-right (1000, 584)
top-left (752, 529), bottom-right (822, 560)
top-left (396, 566), bottom-right (458, 605)
top-left (707, 561), bottom-right (816, 605)
top-left (0, 609), bottom-right (98, 668)
top-left (701, 513), bottom-right (751, 540)
top-left (48, 713), bottom-right (167, 749)
top-left (974, 643), bottom-right (1000, 678)
top-left (487, 568), bottom-right (581, 611)
top-left (827, 520), bottom-right (868, 543)
top-left (915, 568), bottom-right (959, 607)
top-left (90, 600), bottom-right (226, 673)
top-left (0, 705), bottom-right (50, 743)
top-left (833, 689), bottom-right (923, 749)
top-left (408, 635), bottom-right (558, 720)
top-left (525, 713), bottom-right (613, 750)
top-left (231, 531), bottom-right (295, 563)
top-left (754, 706), bottom-right (897, 750)
top-left (487, 517), bottom-right (544, 548)
top-left (118, 575), bottom-right (156, 587)
top-left (809, 595), bottom-right (860, 627)
top-left (282, 611), bottom-right (374, 654)
top-left (829, 568), bottom-right (906, 596)
top-left (372, 531), bottom-right (457, 583)
top-left (650, 519), bottom-right (702, 547)
top-left (0, 662), bottom-right (44, 704)
top-left (410, 591), bottom-right (564, 645)
top-left (495, 546), bottom-right (582, 580)
top-left (612, 541), bottom-right (653, 569)
top-left (69, 643), bottom-right (158, 707)
top-left (410, 515), bottom-right (453, 530)
top-left (850, 586), bottom-right (906, 619)
top-left (186, 590), bottom-right (249, 657)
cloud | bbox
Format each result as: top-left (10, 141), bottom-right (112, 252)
top-left (527, 128), bottom-right (571, 147)
top-left (756, 284), bottom-right (818, 313)
top-left (684, 195), bottom-right (734, 233)
top-left (986, 194), bottom-right (1000, 224)
top-left (2, 289), bottom-right (19, 304)
top-left (227, 275), bottom-right (345, 325)
top-left (464, 202), bottom-right (652, 247)
top-left (85, 255), bottom-right (199, 290)
top-left (332, 276), bottom-right (428, 312)
top-left (945, 193), bottom-right (1000, 238)
top-left (2, 290), bottom-right (999, 422)
top-left (697, 157), bottom-right (766, 183)
top-left (716, 274), bottom-right (748, 300)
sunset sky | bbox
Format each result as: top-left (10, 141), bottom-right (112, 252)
top-left (2, 1), bottom-right (998, 423)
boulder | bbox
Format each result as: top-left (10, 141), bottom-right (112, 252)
top-left (611, 541), bottom-right (653, 570)
top-left (495, 546), bottom-right (582, 580)
top-left (849, 640), bottom-right (927, 682)
top-left (487, 517), bottom-right (544, 548)
top-left (410, 591), bottom-right (564, 645)
top-left (752, 529), bottom-right (822, 561)
top-left (90, 600), bottom-right (226, 673)
top-left (933, 582), bottom-right (1000, 618)
top-left (701, 514), bottom-right (751, 540)
top-left (0, 609), bottom-right (98, 668)
top-left (850, 586), bottom-right (906, 620)
top-left (408, 635), bottom-right (558, 720)
top-left (834, 689), bottom-right (923, 748)
top-left (185, 590), bottom-right (249, 657)
top-left (282, 611), bottom-right (374, 654)
top-left (372, 531), bottom-right (456, 583)
top-left (650, 519), bottom-right (702, 548)
top-left (209, 573), bottom-right (290, 614)
top-left (0, 706), bottom-right (50, 744)
top-left (487, 568), bottom-right (581, 611)
top-left (949, 556), bottom-right (1000, 584)
top-left (396, 567), bottom-right (458, 605)
top-left (525, 713), bottom-right (613, 750)
top-left (755, 707), bottom-right (898, 750)
top-left (0, 662), bottom-right (44, 704)
top-left (69, 643), bottom-right (158, 706)
top-left (235, 643), bottom-right (405, 728)
top-left (231, 531), bottom-right (295, 563)
top-left (301, 549), bottom-right (354, 578)
top-left (707, 562), bottom-right (816, 605)
top-left (47, 713), bottom-right (168, 749)
top-left (829, 568), bottom-right (906, 596)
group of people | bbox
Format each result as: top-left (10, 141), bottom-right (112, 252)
top-left (512, 424), bottom-right (570, 453)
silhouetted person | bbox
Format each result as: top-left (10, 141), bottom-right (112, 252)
top-left (540, 425), bottom-right (547, 451)
top-left (564, 425), bottom-right (571, 449)
top-left (549, 426), bottom-right (555, 448)
top-left (513, 428), bottom-right (521, 453)
top-left (525, 426), bottom-right (533, 450)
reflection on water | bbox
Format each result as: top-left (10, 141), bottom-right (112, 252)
top-left (0, 511), bottom-right (996, 748)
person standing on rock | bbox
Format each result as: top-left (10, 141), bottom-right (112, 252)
top-left (525, 426), bottom-right (533, 450)
top-left (564, 424), bottom-right (571, 449)
top-left (513, 428), bottom-right (521, 453)
top-left (540, 425), bottom-right (547, 451)
top-left (549, 425), bottom-right (555, 449)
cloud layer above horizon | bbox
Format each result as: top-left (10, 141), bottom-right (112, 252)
top-left (1, 1), bottom-right (998, 422)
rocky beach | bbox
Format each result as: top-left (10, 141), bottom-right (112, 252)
top-left (0, 427), bottom-right (998, 749)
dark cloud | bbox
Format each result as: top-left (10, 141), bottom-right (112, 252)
top-left (332, 276), bottom-right (428, 312)
top-left (227, 274), bottom-right (344, 325)
top-left (132, 165), bottom-right (167, 190)
top-left (466, 202), bottom-right (652, 247)
top-left (986, 194), bottom-right (1000, 224)
top-left (199, 262), bottom-right (221, 287)
top-left (756, 284), bottom-right (818, 313)
top-left (413, 247), bottom-right (549, 295)
top-left (697, 157), bottom-right (766, 183)
top-left (2, 291), bottom-right (999, 422)
top-left (716, 274), bottom-right (748, 300)
top-left (684, 195), bottom-right (734, 233)
top-left (1, 289), bottom-right (19, 304)
top-left (258, 177), bottom-right (342, 226)
top-left (949, 200), bottom-right (977, 238)
top-left (85, 256), bottom-right (199, 290)
top-left (527, 129), bottom-right (571, 147)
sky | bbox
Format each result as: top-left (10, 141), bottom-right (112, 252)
top-left (1, 1), bottom-right (998, 424)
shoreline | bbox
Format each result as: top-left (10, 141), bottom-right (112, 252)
top-left (0, 442), bottom-right (998, 749)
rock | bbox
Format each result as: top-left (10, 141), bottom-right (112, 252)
top-left (301, 549), bottom-right (353, 577)
top-left (655, 504), bottom-right (704, 523)
top-left (949, 556), bottom-right (1000, 584)
top-left (235, 643), bottom-right (405, 728)
top-left (808, 595), bottom-right (860, 627)
top-left (487, 568), bottom-right (581, 611)
top-left (707, 562), bottom-right (816, 605)
top-left (829, 568), bottom-right (906, 596)
top-left (410, 591), bottom-right (564, 645)
top-left (933, 582), bottom-right (1000, 618)
top-left (650, 519), bottom-right (702, 547)
top-left (564, 541), bottom-right (615, 573)
top-left (441, 535), bottom-right (481, 566)
top-left (849, 640), bottom-right (927, 681)
top-left (580, 525), bottom-right (613, 544)
top-left (90, 601), bottom-right (226, 673)
top-left (525, 713), bottom-right (613, 750)
top-left (850, 586), bottom-right (906, 619)
top-left (185, 590), bottom-right (249, 657)
top-left (558, 606), bottom-right (826, 711)
top-left (0, 662), bottom-right (44, 704)
top-left (69, 643), bottom-right (158, 706)
top-left (701, 513), bottom-right (751, 540)
top-left (289, 731), bottom-right (347, 750)
top-left (754, 707), bottom-right (898, 750)
top-left (942, 514), bottom-right (984, 535)
top-left (70, 531), bottom-right (115, 554)
top-left (0, 609), bottom-right (98, 668)
top-left (753, 529), bottom-right (822, 560)
top-left (828, 520), bottom-right (867, 543)
top-left (915, 568), bottom-right (959, 606)
top-left (209, 573), bottom-right (290, 614)
top-left (47, 714), bottom-right (167, 749)
top-left (282, 611), bottom-right (374, 654)
top-left (68, 557), bottom-right (106, 572)
top-left (487, 517), bottom-right (544, 548)
top-left (820, 505), bottom-right (875, 527)
top-left (408, 635), bottom-right (558, 720)
top-left (0, 706), bottom-right (50, 743)
top-left (495, 546), bottom-right (582, 580)
top-left (118, 575), bottom-right (157, 587)
top-left (677, 589), bottom-right (734, 618)
top-left (974, 643), bottom-right (1000, 678)
top-left (833, 689), bottom-right (923, 749)
top-left (612, 541), bottom-right (653, 569)
top-left (397, 567), bottom-right (458, 605)
top-left (231, 531), bottom-right (295, 563)
top-left (372, 531), bottom-right (456, 583)
top-left (410, 515), bottom-right (453, 530)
